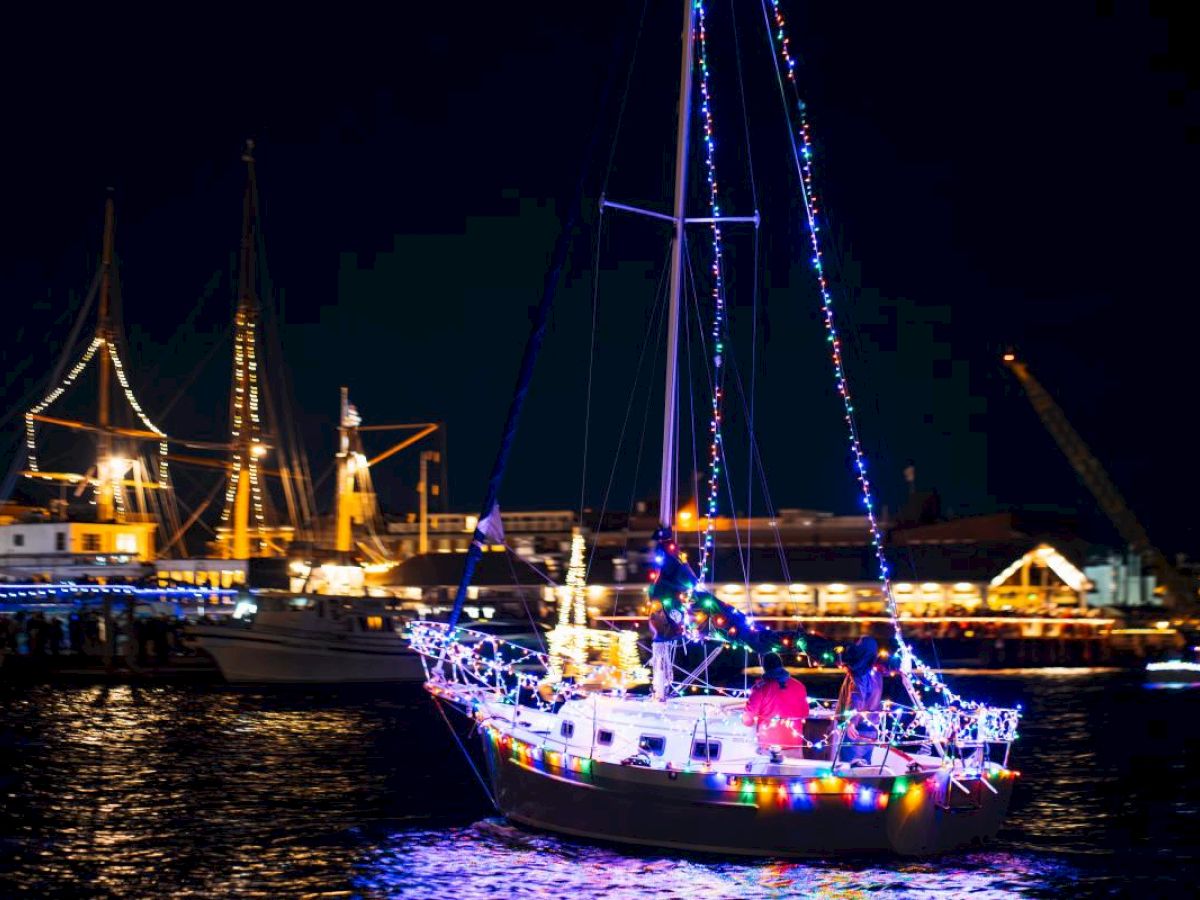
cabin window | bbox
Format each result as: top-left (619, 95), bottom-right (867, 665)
top-left (55, 532), bottom-right (66, 551)
top-left (692, 740), bottom-right (721, 762)
top-left (364, 616), bottom-right (384, 631)
top-left (560, 720), bottom-right (575, 739)
top-left (82, 534), bottom-right (101, 552)
top-left (639, 735), bottom-right (666, 757)
top-left (596, 729), bottom-right (614, 746)
top-left (12, 534), bottom-right (24, 547)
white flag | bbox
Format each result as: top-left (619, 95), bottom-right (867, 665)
top-left (477, 505), bottom-right (505, 545)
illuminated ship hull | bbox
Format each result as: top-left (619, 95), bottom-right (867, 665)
top-left (483, 736), bottom-right (1013, 857)
top-left (423, 673), bottom-right (1019, 858)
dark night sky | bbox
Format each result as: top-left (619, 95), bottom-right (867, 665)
top-left (1, 3), bottom-right (1196, 553)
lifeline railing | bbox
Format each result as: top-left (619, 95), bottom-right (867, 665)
top-left (408, 621), bottom-right (1020, 770)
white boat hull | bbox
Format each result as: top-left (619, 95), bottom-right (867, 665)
top-left (195, 628), bottom-right (425, 683)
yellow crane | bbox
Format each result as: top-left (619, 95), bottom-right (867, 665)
top-left (1002, 352), bottom-right (1195, 610)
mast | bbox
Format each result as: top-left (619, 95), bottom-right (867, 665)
top-left (227, 140), bottom-right (262, 559)
top-left (96, 192), bottom-right (116, 523)
top-left (335, 386), bottom-right (354, 553)
top-left (658, 0), bottom-right (696, 531)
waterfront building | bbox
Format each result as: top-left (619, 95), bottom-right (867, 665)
top-left (386, 508), bottom-right (1107, 618)
top-left (0, 502), bottom-right (156, 582)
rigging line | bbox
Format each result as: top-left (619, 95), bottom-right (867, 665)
top-left (746, 225), bottom-right (761, 579)
top-left (431, 697), bottom-right (498, 811)
top-left (729, 0), bottom-right (761, 211)
top-left (577, 207), bottom-right (603, 524)
top-left (681, 240), bottom-right (704, 558)
top-left (619, 303), bottom-right (665, 552)
top-left (154, 322), bottom-right (234, 421)
top-left (734, 0), bottom-right (762, 568)
top-left (133, 269), bottom-right (224, 395)
top-left (683, 237), bottom-right (749, 588)
top-left (503, 549), bottom-right (549, 656)
top-left (725, 342), bottom-right (792, 585)
top-left (448, 0), bottom-right (640, 629)
top-left (0, 271), bottom-right (102, 435)
top-left (600, 0), bottom-right (653, 198)
top-left (582, 246), bottom-right (671, 582)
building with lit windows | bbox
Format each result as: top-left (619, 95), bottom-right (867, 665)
top-left (0, 514), bottom-right (156, 581)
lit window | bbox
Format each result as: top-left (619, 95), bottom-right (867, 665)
top-left (115, 533), bottom-right (137, 554)
top-left (639, 735), bottom-right (666, 756)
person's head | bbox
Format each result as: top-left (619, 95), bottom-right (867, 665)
top-left (761, 651), bottom-right (784, 672)
top-left (841, 636), bottom-right (879, 678)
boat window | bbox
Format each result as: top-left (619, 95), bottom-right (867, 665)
top-left (364, 615), bottom-right (385, 631)
top-left (596, 729), bottom-right (614, 746)
top-left (560, 720), bottom-right (575, 739)
top-left (691, 740), bottom-right (721, 762)
top-left (639, 735), bottom-right (666, 757)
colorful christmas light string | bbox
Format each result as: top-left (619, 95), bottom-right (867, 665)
top-left (694, 0), bottom-right (729, 585)
top-left (764, 0), bottom-right (995, 710)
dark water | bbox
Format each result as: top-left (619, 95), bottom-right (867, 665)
top-left (1, 672), bottom-right (1196, 898)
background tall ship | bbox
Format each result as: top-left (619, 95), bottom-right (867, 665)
top-left (0, 144), bottom-right (442, 680)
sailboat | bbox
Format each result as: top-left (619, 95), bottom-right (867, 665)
top-left (410, 0), bottom-right (1021, 856)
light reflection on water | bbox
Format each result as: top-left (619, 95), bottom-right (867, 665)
top-left (358, 822), bottom-right (1075, 899)
top-left (1, 673), bottom-right (1196, 897)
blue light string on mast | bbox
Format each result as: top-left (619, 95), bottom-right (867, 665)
top-left (766, 0), bottom-right (971, 707)
top-left (694, 0), bottom-right (728, 586)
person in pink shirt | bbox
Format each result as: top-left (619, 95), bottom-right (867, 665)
top-left (742, 652), bottom-right (810, 757)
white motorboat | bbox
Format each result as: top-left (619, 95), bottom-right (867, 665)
top-left (413, 0), bottom-right (1022, 857)
top-left (1145, 657), bottom-right (1200, 686)
top-left (193, 594), bottom-right (423, 683)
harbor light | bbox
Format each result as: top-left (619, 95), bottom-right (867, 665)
top-left (98, 456), bottom-right (133, 481)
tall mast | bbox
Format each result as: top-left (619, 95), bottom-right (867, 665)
top-left (335, 386), bottom-right (353, 553)
top-left (226, 140), bottom-right (263, 558)
top-left (658, 0), bottom-right (696, 531)
top-left (96, 192), bottom-right (116, 522)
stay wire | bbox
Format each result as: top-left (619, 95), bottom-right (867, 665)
top-left (583, 245), bottom-right (672, 581)
top-left (432, 697), bottom-right (498, 811)
top-left (578, 211), bottom-right (603, 523)
top-left (601, 0), bottom-right (653, 199)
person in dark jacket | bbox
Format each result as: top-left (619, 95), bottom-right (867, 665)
top-left (836, 636), bottom-right (883, 765)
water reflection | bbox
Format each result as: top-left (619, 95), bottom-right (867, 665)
top-left (356, 822), bottom-right (1077, 899)
top-left (1, 673), bottom-right (1197, 897)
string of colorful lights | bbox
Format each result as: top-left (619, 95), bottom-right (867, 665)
top-left (765, 0), bottom-right (987, 709)
top-left (694, 0), bottom-right (729, 584)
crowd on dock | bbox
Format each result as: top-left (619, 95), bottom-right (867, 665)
top-left (0, 610), bottom-right (186, 664)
